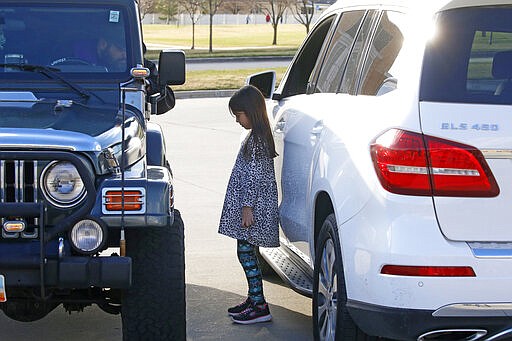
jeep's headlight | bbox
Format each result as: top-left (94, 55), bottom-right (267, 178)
top-left (70, 218), bottom-right (106, 254)
top-left (41, 161), bottom-right (86, 207)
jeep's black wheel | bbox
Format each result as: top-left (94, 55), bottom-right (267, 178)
top-left (313, 213), bottom-right (375, 341)
top-left (121, 209), bottom-right (185, 341)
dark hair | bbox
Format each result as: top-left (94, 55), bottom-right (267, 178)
top-left (229, 85), bottom-right (277, 158)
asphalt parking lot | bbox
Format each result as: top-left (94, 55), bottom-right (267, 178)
top-left (154, 96), bottom-right (313, 340)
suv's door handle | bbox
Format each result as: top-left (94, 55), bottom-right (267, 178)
top-left (310, 121), bottom-right (324, 136)
top-left (274, 119), bottom-right (285, 133)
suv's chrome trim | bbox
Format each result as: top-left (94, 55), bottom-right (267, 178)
top-left (433, 303), bottom-right (512, 317)
top-left (418, 329), bottom-right (486, 341)
top-left (468, 242), bottom-right (512, 258)
top-left (481, 149), bottom-right (512, 159)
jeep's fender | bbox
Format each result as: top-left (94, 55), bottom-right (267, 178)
top-left (146, 122), bottom-right (167, 167)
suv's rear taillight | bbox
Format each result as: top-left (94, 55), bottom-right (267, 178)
top-left (370, 129), bottom-right (499, 197)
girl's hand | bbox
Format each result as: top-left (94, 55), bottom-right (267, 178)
top-left (242, 206), bottom-right (254, 228)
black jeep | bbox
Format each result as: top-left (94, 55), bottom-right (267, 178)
top-left (0, 0), bottom-right (186, 339)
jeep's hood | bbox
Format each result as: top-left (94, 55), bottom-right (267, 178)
top-left (0, 101), bottom-right (118, 136)
top-left (0, 101), bottom-right (146, 169)
top-left (0, 127), bottom-right (101, 152)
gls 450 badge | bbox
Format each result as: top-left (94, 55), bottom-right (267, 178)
top-left (441, 123), bottom-right (499, 131)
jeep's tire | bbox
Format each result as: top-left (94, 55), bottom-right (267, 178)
top-left (121, 209), bottom-right (185, 341)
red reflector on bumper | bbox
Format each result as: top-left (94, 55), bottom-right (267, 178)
top-left (381, 265), bottom-right (476, 277)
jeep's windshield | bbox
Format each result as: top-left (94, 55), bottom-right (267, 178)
top-left (0, 3), bottom-right (132, 79)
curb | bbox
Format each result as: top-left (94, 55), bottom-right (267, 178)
top-left (186, 56), bottom-right (292, 64)
top-left (175, 89), bottom-right (236, 99)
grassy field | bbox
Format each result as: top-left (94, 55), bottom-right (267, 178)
top-left (142, 24), bottom-right (302, 90)
top-left (172, 67), bottom-right (288, 91)
top-left (143, 24), bottom-right (307, 50)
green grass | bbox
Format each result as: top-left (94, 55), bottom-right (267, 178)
top-left (172, 67), bottom-right (288, 91)
top-left (142, 24), bottom-right (298, 90)
top-left (143, 24), bottom-right (306, 50)
top-left (144, 47), bottom-right (297, 60)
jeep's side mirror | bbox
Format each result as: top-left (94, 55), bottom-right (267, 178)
top-left (158, 50), bottom-right (185, 86)
top-left (245, 71), bottom-right (276, 99)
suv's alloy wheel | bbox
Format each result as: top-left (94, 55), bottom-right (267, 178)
top-left (313, 214), bottom-right (375, 341)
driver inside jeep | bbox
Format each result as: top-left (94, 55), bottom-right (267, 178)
top-left (67, 28), bottom-right (127, 72)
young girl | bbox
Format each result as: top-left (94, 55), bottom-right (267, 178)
top-left (218, 85), bottom-right (279, 325)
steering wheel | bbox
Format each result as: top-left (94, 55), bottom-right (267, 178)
top-left (50, 57), bottom-right (92, 67)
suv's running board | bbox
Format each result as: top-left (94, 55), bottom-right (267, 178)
top-left (259, 246), bottom-right (313, 297)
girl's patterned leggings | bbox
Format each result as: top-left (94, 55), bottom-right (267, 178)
top-left (237, 239), bottom-right (265, 304)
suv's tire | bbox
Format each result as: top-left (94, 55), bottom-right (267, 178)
top-left (121, 209), bottom-right (185, 341)
top-left (313, 213), bottom-right (375, 341)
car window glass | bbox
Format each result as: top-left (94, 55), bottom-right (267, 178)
top-left (420, 6), bottom-right (512, 104)
top-left (338, 10), bottom-right (379, 94)
top-left (314, 11), bottom-right (365, 93)
top-left (359, 11), bottom-right (404, 96)
top-left (0, 4), bottom-right (130, 79)
top-left (280, 15), bottom-right (335, 98)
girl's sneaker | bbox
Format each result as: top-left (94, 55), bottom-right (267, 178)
top-left (231, 303), bottom-right (272, 324)
top-left (227, 297), bottom-right (252, 316)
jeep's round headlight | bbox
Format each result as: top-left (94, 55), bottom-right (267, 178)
top-left (70, 219), bottom-right (106, 254)
top-left (41, 161), bottom-right (86, 207)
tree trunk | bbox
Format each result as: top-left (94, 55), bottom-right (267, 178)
top-left (192, 22), bottom-right (195, 50)
top-left (209, 13), bottom-right (213, 52)
top-left (272, 23), bottom-right (278, 45)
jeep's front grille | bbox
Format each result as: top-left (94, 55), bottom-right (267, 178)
top-left (0, 160), bottom-right (39, 238)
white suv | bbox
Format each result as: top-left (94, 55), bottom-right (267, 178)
top-left (247, 0), bottom-right (512, 340)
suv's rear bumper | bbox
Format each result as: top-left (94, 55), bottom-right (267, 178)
top-left (348, 300), bottom-right (512, 340)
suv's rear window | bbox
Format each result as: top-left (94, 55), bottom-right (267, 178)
top-left (420, 6), bottom-right (512, 104)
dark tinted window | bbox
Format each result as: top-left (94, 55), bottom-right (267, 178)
top-left (314, 11), bottom-right (365, 93)
top-left (420, 6), bottom-right (512, 104)
top-left (339, 10), bottom-right (379, 94)
top-left (359, 11), bottom-right (404, 96)
top-left (0, 4), bottom-right (131, 79)
top-left (280, 15), bottom-right (335, 98)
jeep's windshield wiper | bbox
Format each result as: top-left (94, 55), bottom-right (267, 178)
top-left (0, 63), bottom-right (93, 100)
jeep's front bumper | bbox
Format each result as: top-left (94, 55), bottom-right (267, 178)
top-left (0, 239), bottom-right (131, 289)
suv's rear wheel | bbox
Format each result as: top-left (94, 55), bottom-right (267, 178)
top-left (121, 209), bottom-right (185, 341)
top-left (313, 213), bottom-right (375, 341)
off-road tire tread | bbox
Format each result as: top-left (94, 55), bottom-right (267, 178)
top-left (122, 209), bottom-right (185, 341)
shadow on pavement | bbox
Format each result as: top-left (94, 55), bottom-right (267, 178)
top-left (186, 284), bottom-right (312, 341)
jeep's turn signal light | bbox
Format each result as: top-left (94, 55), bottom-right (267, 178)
top-left (130, 67), bottom-right (150, 79)
top-left (104, 190), bottom-right (144, 211)
top-left (3, 220), bottom-right (25, 233)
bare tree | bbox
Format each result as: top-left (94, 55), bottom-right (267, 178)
top-left (202, 0), bottom-right (224, 53)
top-left (259, 0), bottom-right (290, 45)
top-left (155, 0), bottom-right (179, 24)
top-left (291, 0), bottom-right (314, 34)
top-left (179, 0), bottom-right (205, 49)
top-left (139, 0), bottom-right (156, 20)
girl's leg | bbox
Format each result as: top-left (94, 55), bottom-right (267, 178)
top-left (237, 239), bottom-right (265, 304)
